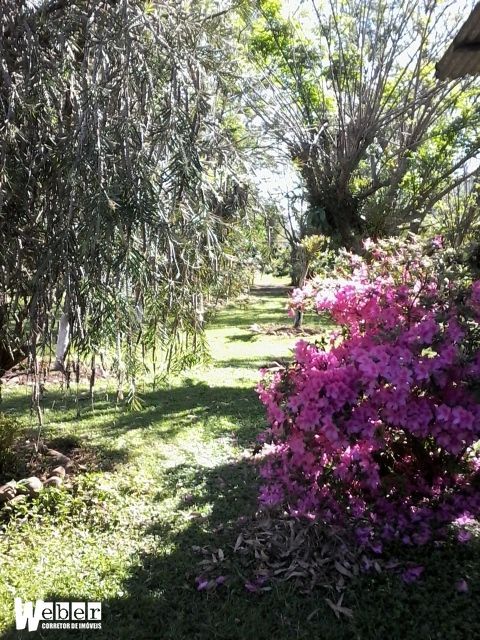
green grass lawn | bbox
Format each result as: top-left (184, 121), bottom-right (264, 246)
top-left (1, 276), bottom-right (480, 639)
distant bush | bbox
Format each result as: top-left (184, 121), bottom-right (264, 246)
top-left (271, 245), bottom-right (291, 277)
top-left (300, 234), bottom-right (336, 280)
top-left (258, 235), bottom-right (480, 550)
top-left (0, 413), bottom-right (22, 476)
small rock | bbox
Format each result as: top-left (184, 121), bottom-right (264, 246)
top-left (8, 495), bottom-right (27, 506)
top-left (17, 477), bottom-right (43, 496)
top-left (0, 482), bottom-right (17, 503)
top-left (51, 466), bottom-right (66, 478)
top-left (44, 476), bottom-right (63, 489)
top-left (44, 448), bottom-right (73, 468)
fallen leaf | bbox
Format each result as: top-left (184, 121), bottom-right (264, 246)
top-left (234, 533), bottom-right (243, 552)
top-left (335, 561), bottom-right (353, 578)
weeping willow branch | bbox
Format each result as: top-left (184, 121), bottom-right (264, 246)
top-left (0, 0), bottom-right (251, 391)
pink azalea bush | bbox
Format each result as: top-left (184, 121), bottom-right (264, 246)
top-left (257, 236), bottom-right (480, 551)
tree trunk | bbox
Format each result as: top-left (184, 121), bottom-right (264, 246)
top-left (52, 312), bottom-right (70, 372)
top-left (293, 309), bottom-right (303, 329)
top-left (290, 243), bottom-right (307, 329)
top-left (308, 182), bottom-right (363, 250)
top-left (292, 144), bottom-right (364, 249)
top-left (290, 242), bottom-right (307, 287)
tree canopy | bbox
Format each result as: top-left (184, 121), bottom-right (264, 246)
top-left (0, 0), bottom-right (252, 389)
top-left (243, 0), bottom-right (480, 246)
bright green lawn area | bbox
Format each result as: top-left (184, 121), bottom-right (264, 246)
top-left (1, 276), bottom-right (480, 639)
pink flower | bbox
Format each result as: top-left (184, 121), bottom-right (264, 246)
top-left (259, 484), bottom-right (283, 507)
top-left (402, 566), bottom-right (424, 584)
top-left (195, 578), bottom-right (210, 591)
top-left (245, 577), bottom-right (267, 593)
top-left (455, 579), bottom-right (469, 593)
top-left (471, 280), bottom-right (480, 308)
top-left (457, 529), bottom-right (472, 543)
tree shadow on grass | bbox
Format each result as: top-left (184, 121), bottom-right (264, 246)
top-left (211, 310), bottom-right (288, 329)
top-left (101, 382), bottom-right (264, 448)
top-left (226, 333), bottom-right (258, 343)
top-left (2, 457), bottom-right (480, 640)
top-left (1, 378), bottom-right (267, 451)
top-left (0, 459), bottom-right (340, 640)
top-left (75, 380), bottom-right (263, 442)
top-left (213, 357), bottom-right (282, 370)
top-left (250, 285), bottom-right (291, 298)
top-left (0, 389), bottom-right (119, 426)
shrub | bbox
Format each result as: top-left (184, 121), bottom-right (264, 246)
top-left (257, 235), bottom-right (480, 551)
top-left (271, 244), bottom-right (291, 277)
top-left (0, 413), bottom-right (21, 476)
top-left (300, 233), bottom-right (336, 280)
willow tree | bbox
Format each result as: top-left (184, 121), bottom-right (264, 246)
top-left (0, 1), bottom-right (249, 395)
top-left (244, 0), bottom-right (480, 250)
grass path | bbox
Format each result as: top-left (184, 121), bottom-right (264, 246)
top-left (1, 277), bottom-right (480, 639)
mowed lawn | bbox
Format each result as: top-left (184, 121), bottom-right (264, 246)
top-left (1, 276), bottom-right (480, 639)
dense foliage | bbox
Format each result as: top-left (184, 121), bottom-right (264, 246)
top-left (258, 237), bottom-right (480, 549)
top-left (0, 0), bottom-right (251, 387)
top-left (244, 0), bottom-right (480, 248)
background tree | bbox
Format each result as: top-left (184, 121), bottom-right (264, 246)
top-left (243, 0), bottom-right (480, 250)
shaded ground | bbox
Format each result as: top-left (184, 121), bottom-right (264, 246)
top-left (250, 284), bottom-right (291, 297)
top-left (0, 276), bottom-right (480, 639)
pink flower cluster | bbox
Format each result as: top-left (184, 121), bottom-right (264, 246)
top-left (258, 238), bottom-right (480, 549)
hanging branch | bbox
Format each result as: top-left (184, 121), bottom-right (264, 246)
top-left (0, 0), bottom-right (251, 388)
